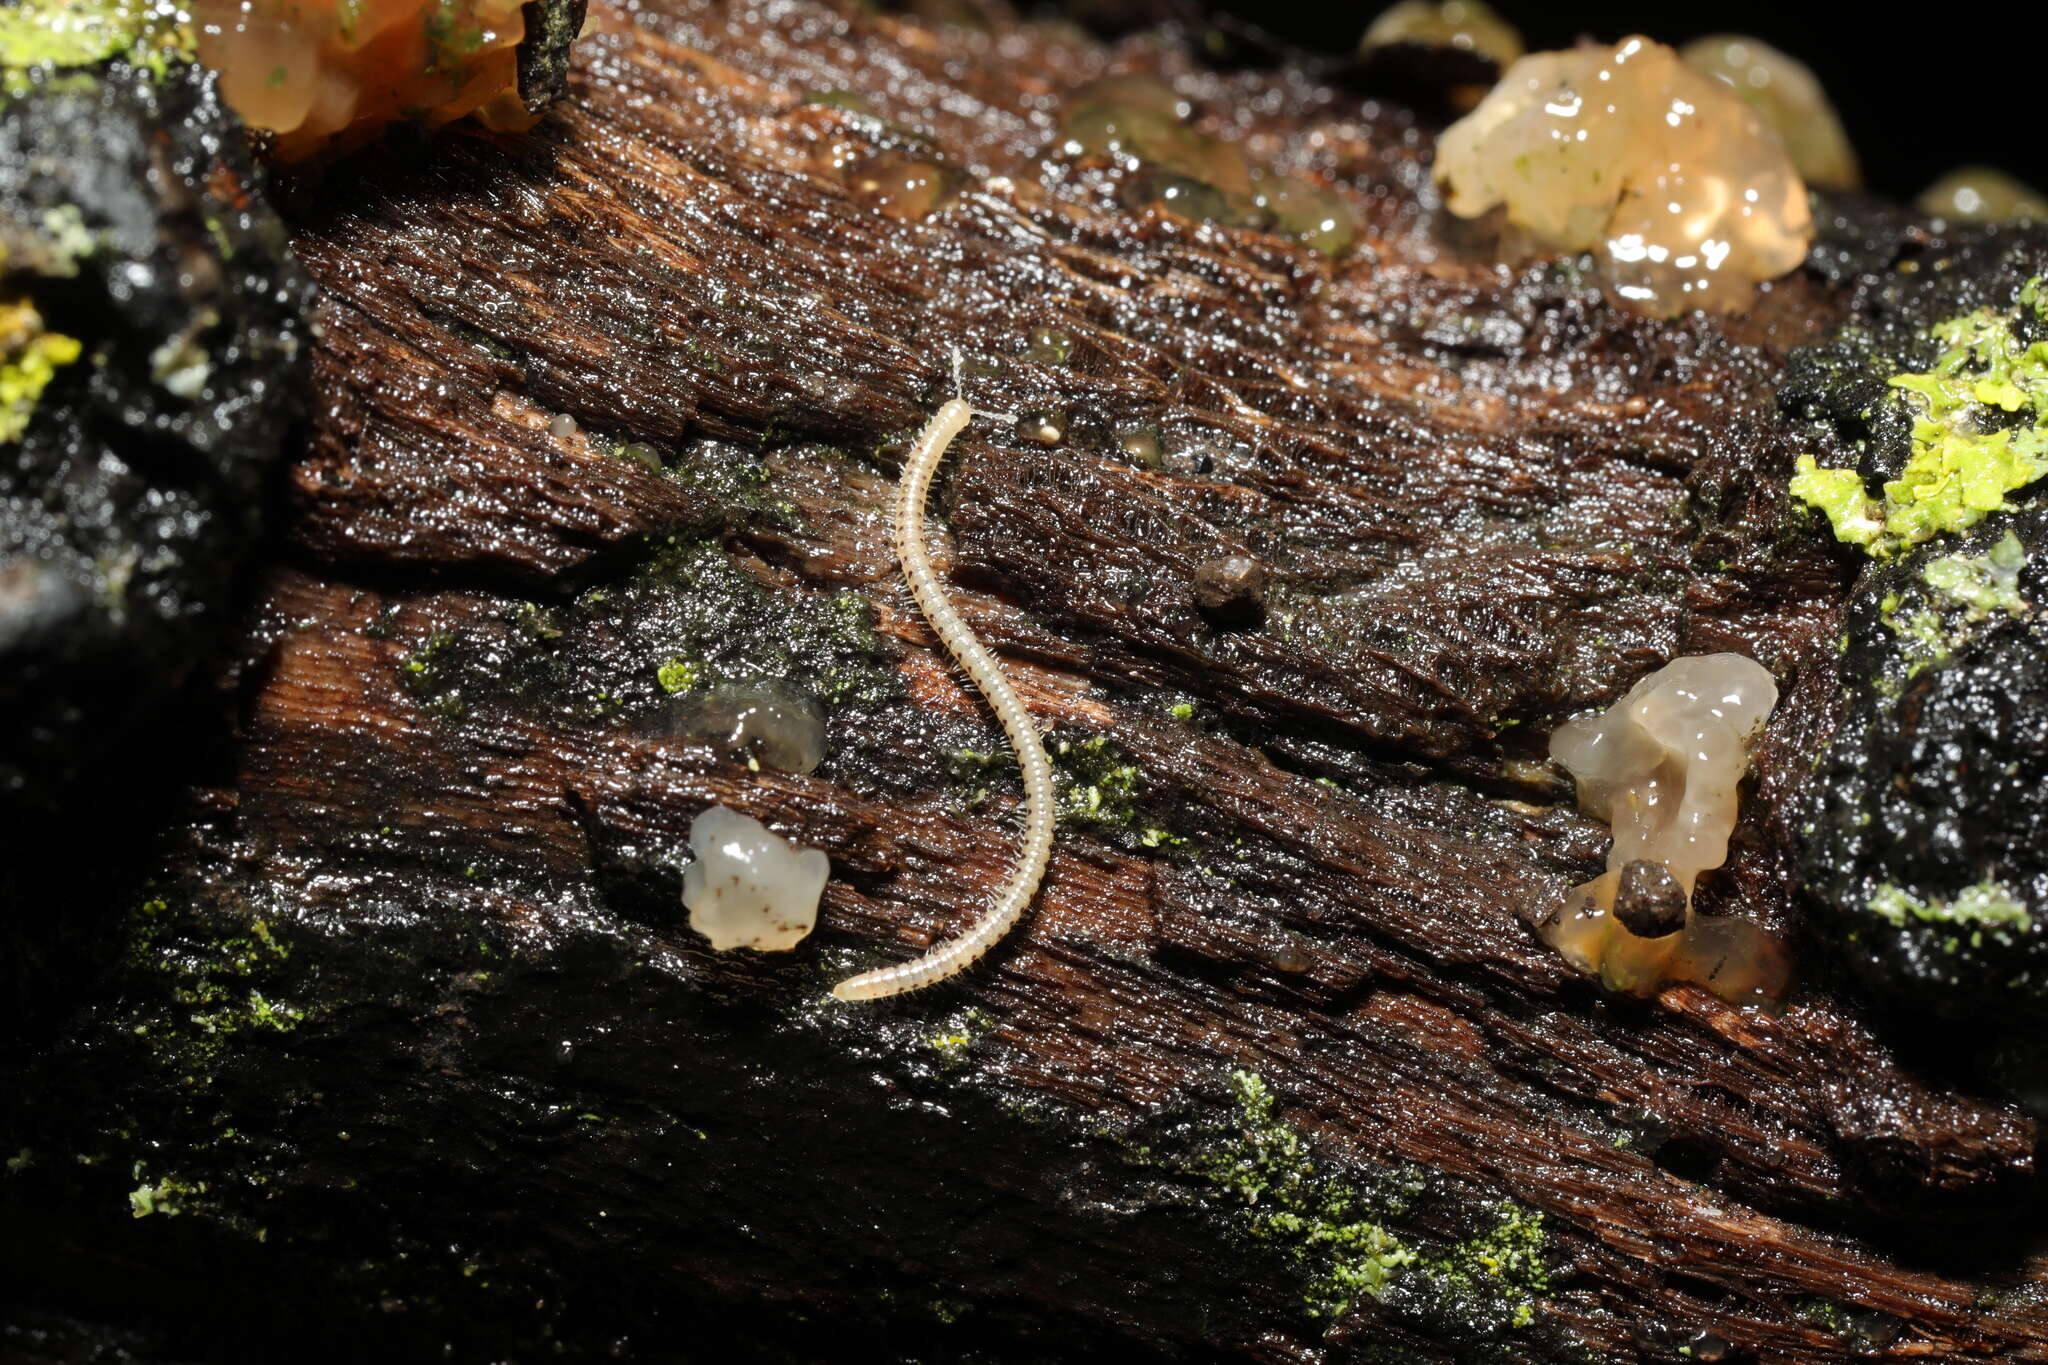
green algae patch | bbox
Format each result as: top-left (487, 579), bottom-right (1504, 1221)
top-left (419, 537), bottom-right (896, 725)
top-left (1791, 285), bottom-right (2048, 556)
top-left (1868, 880), bottom-right (2032, 934)
top-left (128, 1171), bottom-right (205, 1218)
top-left (655, 658), bottom-right (700, 694)
top-left (1050, 732), bottom-right (1187, 851)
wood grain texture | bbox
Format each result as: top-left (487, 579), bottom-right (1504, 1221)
top-left (6, 3), bottom-right (2046, 1362)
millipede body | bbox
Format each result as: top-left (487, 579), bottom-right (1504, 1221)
top-left (831, 398), bottom-right (1056, 1001)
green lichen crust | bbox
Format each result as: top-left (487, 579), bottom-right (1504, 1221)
top-left (1789, 278), bottom-right (2048, 556)
top-left (1793, 508), bottom-right (2048, 1019)
top-left (1129, 1070), bottom-right (1562, 1355)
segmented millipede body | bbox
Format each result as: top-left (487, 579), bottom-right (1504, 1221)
top-left (831, 398), bottom-right (1056, 1001)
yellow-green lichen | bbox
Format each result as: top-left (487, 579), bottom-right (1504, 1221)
top-left (1873, 531), bottom-right (2029, 683)
top-left (1175, 1071), bottom-right (1555, 1335)
top-left (0, 299), bottom-right (81, 444)
top-left (1195, 1070), bottom-right (1418, 1318)
top-left (1922, 531), bottom-right (2028, 617)
top-left (0, 0), bottom-right (193, 92)
top-left (1792, 285), bottom-right (2048, 556)
top-left (1868, 880), bottom-right (2032, 933)
top-left (128, 1170), bottom-right (204, 1218)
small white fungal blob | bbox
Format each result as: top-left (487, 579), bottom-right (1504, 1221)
top-left (1540, 654), bottom-right (1791, 1007)
top-left (681, 805), bottom-right (829, 952)
top-left (1678, 35), bottom-right (1860, 191)
top-left (1435, 36), bottom-right (1813, 318)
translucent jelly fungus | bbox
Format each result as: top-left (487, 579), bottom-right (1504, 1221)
top-left (1679, 35), bottom-right (1859, 191)
top-left (681, 805), bottom-right (829, 952)
top-left (1435, 36), bottom-right (1813, 318)
top-left (190, 0), bottom-right (538, 161)
top-left (1055, 75), bottom-right (1357, 255)
top-left (1917, 167), bottom-right (2048, 225)
top-left (1540, 655), bottom-right (1791, 1007)
top-left (844, 153), bottom-right (961, 221)
top-left (668, 681), bottom-right (827, 776)
top-left (1359, 0), bottom-right (1523, 70)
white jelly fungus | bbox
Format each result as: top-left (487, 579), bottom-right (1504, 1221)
top-left (681, 805), bottom-right (829, 952)
top-left (1434, 36), bottom-right (1813, 318)
top-left (1540, 654), bottom-right (1791, 1007)
top-left (1678, 35), bottom-right (1859, 191)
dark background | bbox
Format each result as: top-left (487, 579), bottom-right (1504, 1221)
top-left (1207, 0), bottom-right (2044, 202)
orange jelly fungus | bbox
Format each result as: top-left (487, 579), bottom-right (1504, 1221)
top-left (192, 0), bottom-right (537, 161)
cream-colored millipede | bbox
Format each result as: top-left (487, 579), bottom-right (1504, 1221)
top-left (831, 398), bottom-right (1056, 1001)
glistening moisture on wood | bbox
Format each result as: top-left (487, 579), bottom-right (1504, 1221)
top-left (7, 0), bottom-right (2048, 1360)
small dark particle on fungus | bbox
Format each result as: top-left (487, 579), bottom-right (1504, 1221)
top-left (1612, 859), bottom-right (1687, 939)
top-left (1193, 554), bottom-right (1269, 624)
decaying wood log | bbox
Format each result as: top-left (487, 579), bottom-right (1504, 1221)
top-left (6, 2), bottom-right (2048, 1362)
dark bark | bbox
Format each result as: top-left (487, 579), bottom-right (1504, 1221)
top-left (6, 3), bottom-right (2048, 1363)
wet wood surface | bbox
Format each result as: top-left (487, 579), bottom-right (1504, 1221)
top-left (9, 2), bottom-right (2048, 1361)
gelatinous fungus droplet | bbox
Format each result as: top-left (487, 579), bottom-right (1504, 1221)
top-left (802, 89), bottom-right (876, 116)
top-left (1064, 73), bottom-right (1194, 125)
top-left (681, 805), bottom-right (829, 952)
top-left (548, 413), bottom-right (578, 440)
top-left (1055, 73), bottom-right (1355, 254)
top-left (1022, 325), bottom-right (1074, 366)
top-left (1058, 77), bottom-right (1252, 200)
top-left (1685, 1331), bottom-right (1739, 1364)
top-left (1435, 37), bottom-right (1813, 318)
top-left (1916, 167), bottom-right (2048, 225)
top-left (658, 680), bottom-right (827, 775)
top-left (1678, 34), bottom-right (1859, 191)
top-left (1250, 173), bottom-right (1358, 256)
top-left (616, 441), bottom-right (664, 474)
top-left (844, 152), bottom-right (961, 221)
top-left (1359, 0), bottom-right (1523, 68)
top-left (1126, 170), bottom-right (1240, 226)
top-left (1115, 424), bottom-right (1164, 467)
top-left (1541, 654), bottom-right (1791, 1007)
